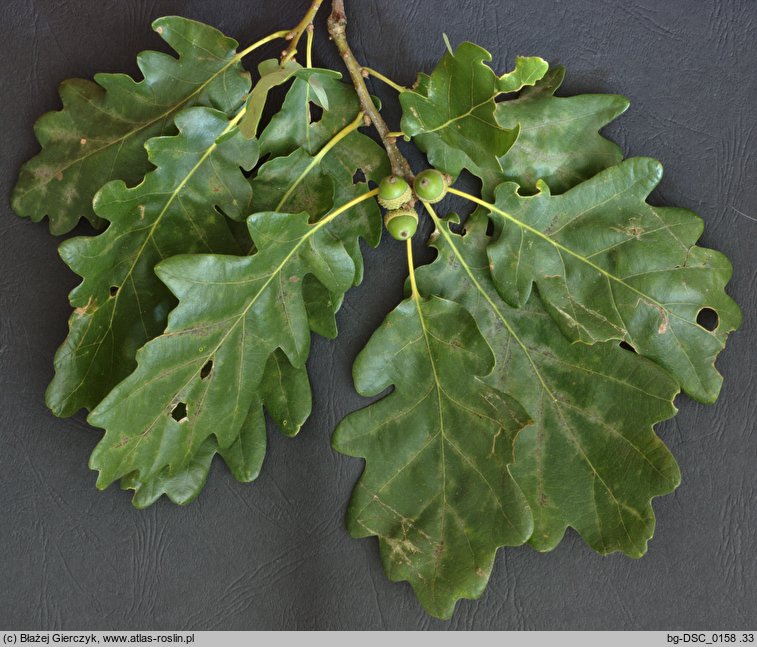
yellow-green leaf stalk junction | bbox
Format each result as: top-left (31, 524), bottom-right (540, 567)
top-left (9, 0), bottom-right (741, 621)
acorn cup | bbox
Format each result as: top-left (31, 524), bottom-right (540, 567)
top-left (384, 207), bottom-right (419, 240)
top-left (377, 175), bottom-right (412, 210)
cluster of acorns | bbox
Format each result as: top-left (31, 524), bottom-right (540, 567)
top-left (377, 169), bottom-right (451, 240)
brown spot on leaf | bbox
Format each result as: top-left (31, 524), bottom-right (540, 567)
top-left (657, 308), bottom-right (669, 334)
top-left (156, 26), bottom-right (164, 34)
top-left (73, 296), bottom-right (96, 317)
top-left (55, 170), bottom-right (63, 181)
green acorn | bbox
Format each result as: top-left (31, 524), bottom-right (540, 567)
top-left (384, 207), bottom-right (419, 241)
top-left (414, 168), bottom-right (449, 204)
top-left (377, 175), bottom-right (412, 210)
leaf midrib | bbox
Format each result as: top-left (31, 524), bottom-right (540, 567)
top-left (59, 116), bottom-right (243, 413)
top-left (25, 49), bottom-right (245, 197)
top-left (102, 190), bottom-right (378, 476)
top-left (449, 188), bottom-right (703, 332)
top-left (426, 207), bottom-right (660, 549)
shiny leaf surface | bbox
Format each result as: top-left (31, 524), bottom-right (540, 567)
top-left (239, 59), bottom-right (301, 139)
top-left (334, 295), bottom-right (533, 619)
top-left (418, 209), bottom-right (681, 556)
top-left (484, 158), bottom-right (742, 402)
top-left (122, 349), bottom-right (310, 507)
top-left (495, 67), bottom-right (629, 195)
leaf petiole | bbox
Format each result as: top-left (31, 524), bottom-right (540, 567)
top-left (282, 0), bottom-right (324, 64)
top-left (237, 30), bottom-right (292, 61)
top-left (406, 238), bottom-right (420, 299)
top-left (306, 23), bottom-right (314, 69)
top-left (362, 67), bottom-right (407, 93)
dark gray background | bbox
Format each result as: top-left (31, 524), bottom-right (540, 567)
top-left (1, 0), bottom-right (755, 630)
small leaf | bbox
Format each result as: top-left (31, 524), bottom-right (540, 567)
top-left (239, 59), bottom-right (302, 139)
top-left (403, 47), bottom-right (628, 199)
top-left (334, 296), bottom-right (533, 619)
top-left (12, 16), bottom-right (251, 234)
top-left (46, 107), bottom-right (258, 417)
top-left (417, 210), bottom-right (681, 556)
top-left (307, 75), bottom-right (330, 110)
top-left (484, 157), bottom-right (741, 402)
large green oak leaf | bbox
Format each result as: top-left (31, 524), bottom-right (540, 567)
top-left (482, 157), bottom-right (742, 403)
top-left (11, 16), bottom-right (251, 234)
top-left (418, 208), bottom-right (681, 556)
top-left (333, 295), bottom-right (533, 619)
top-left (46, 107), bottom-right (257, 417)
top-left (87, 192), bottom-right (377, 491)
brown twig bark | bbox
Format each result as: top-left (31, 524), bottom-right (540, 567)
top-left (327, 0), bottom-right (414, 183)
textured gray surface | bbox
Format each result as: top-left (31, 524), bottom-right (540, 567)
top-left (1, 0), bottom-right (755, 630)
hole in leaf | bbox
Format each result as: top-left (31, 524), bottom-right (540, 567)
top-left (109, 286), bottom-right (119, 297)
top-left (352, 169), bottom-right (366, 185)
top-left (200, 360), bottom-right (213, 380)
top-left (696, 307), bottom-right (719, 331)
top-left (619, 340), bottom-right (637, 353)
top-left (309, 103), bottom-right (324, 124)
top-left (171, 402), bottom-right (187, 422)
top-left (485, 218), bottom-right (495, 237)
